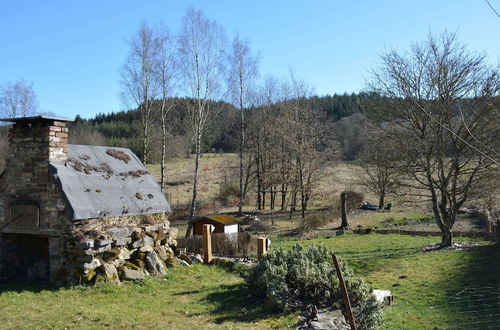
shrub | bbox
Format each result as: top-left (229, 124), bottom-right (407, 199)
top-left (246, 244), bottom-right (381, 329)
top-left (344, 190), bottom-right (364, 211)
top-left (299, 212), bottom-right (332, 234)
top-left (216, 181), bottom-right (240, 206)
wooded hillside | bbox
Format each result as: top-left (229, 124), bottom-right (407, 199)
top-left (66, 92), bottom-right (378, 163)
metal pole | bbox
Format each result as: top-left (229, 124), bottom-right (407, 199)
top-left (332, 253), bottom-right (356, 330)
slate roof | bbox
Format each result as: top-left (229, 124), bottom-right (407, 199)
top-left (50, 144), bottom-right (171, 220)
top-left (0, 115), bottom-right (74, 122)
top-left (193, 215), bottom-right (241, 225)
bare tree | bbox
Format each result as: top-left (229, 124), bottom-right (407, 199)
top-left (358, 132), bottom-right (401, 209)
top-left (179, 8), bottom-right (227, 236)
top-left (227, 34), bottom-right (259, 215)
top-left (154, 24), bottom-right (179, 190)
top-left (0, 80), bottom-right (39, 118)
top-left (120, 21), bottom-right (159, 165)
top-left (368, 31), bottom-right (499, 247)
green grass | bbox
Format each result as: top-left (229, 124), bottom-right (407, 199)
top-left (1, 234), bottom-right (497, 329)
top-left (271, 233), bottom-right (500, 329)
top-left (0, 265), bottom-right (297, 329)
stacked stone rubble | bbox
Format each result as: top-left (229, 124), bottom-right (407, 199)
top-left (65, 220), bottom-right (181, 285)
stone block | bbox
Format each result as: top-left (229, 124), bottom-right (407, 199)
top-left (113, 237), bottom-right (132, 247)
top-left (145, 251), bottom-right (167, 276)
top-left (121, 268), bottom-right (146, 281)
top-left (95, 239), bottom-right (113, 247)
top-left (101, 262), bottom-right (120, 285)
top-left (107, 227), bottom-right (130, 240)
top-left (190, 254), bottom-right (204, 264)
top-left (77, 240), bottom-right (94, 249)
top-left (83, 258), bottom-right (101, 270)
top-left (179, 254), bottom-right (193, 265)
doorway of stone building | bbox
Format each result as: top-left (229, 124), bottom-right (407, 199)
top-left (0, 233), bottom-right (50, 282)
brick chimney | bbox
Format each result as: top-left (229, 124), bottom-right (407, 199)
top-left (0, 116), bottom-right (73, 196)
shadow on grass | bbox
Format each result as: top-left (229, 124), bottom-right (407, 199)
top-left (427, 244), bottom-right (500, 328)
top-left (0, 280), bottom-right (60, 294)
top-left (204, 282), bottom-right (286, 324)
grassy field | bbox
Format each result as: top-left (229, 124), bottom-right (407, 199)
top-left (272, 233), bottom-right (499, 328)
top-left (0, 265), bottom-right (296, 329)
top-left (1, 233), bottom-right (497, 329)
top-left (2, 155), bottom-right (491, 329)
top-left (147, 153), bottom-right (239, 208)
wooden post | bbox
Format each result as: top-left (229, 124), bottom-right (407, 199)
top-left (332, 253), bottom-right (356, 330)
top-left (257, 237), bottom-right (267, 259)
top-left (202, 224), bottom-right (212, 264)
top-left (340, 192), bottom-right (348, 229)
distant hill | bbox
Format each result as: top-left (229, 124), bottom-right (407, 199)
top-left (68, 93), bottom-right (380, 163)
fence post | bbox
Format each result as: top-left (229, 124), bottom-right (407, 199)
top-left (257, 237), bottom-right (268, 259)
top-left (332, 253), bottom-right (356, 330)
top-left (203, 224), bottom-right (212, 264)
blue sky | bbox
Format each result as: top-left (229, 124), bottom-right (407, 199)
top-left (0, 0), bottom-right (499, 119)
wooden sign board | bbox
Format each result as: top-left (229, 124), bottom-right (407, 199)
top-left (9, 204), bottom-right (40, 229)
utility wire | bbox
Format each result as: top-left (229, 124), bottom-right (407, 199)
top-left (485, 0), bottom-right (500, 19)
top-left (408, 95), bottom-right (500, 166)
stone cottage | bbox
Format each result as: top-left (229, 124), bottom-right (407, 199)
top-left (0, 116), bottom-right (175, 285)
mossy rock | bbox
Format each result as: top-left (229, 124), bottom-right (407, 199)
top-left (122, 261), bottom-right (140, 270)
top-left (165, 256), bottom-right (177, 268)
top-left (94, 274), bottom-right (107, 285)
top-left (132, 259), bottom-right (146, 269)
top-left (131, 230), bottom-right (145, 241)
top-left (102, 248), bottom-right (121, 261)
top-left (81, 269), bottom-right (97, 282)
top-left (145, 232), bottom-right (159, 241)
top-left (131, 250), bottom-right (146, 261)
top-left (155, 228), bottom-right (166, 240)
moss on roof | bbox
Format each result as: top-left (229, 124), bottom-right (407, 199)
top-left (196, 215), bottom-right (241, 225)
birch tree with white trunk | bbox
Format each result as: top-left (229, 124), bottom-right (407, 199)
top-left (120, 21), bottom-right (159, 164)
top-left (227, 34), bottom-right (259, 215)
top-left (154, 24), bottom-right (179, 190)
top-left (179, 8), bottom-right (227, 236)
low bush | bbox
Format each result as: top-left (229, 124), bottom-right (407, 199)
top-left (299, 213), bottom-right (332, 234)
top-left (344, 190), bottom-right (364, 211)
top-left (216, 181), bottom-right (240, 207)
top-left (246, 244), bottom-right (381, 329)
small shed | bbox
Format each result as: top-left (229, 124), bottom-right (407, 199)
top-left (192, 215), bottom-right (241, 236)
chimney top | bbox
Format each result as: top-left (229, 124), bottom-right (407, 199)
top-left (0, 115), bottom-right (74, 123)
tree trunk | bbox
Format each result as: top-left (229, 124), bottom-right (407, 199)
top-left (340, 192), bottom-right (349, 228)
top-left (160, 116), bottom-right (167, 191)
top-left (270, 186), bottom-right (275, 210)
top-left (378, 194), bottom-right (385, 210)
top-left (280, 182), bottom-right (287, 211)
top-left (185, 129), bottom-right (201, 237)
top-left (238, 104), bottom-right (244, 215)
top-left (441, 226), bottom-right (452, 247)
top-left (142, 114), bottom-right (149, 165)
top-left (289, 191), bottom-right (296, 220)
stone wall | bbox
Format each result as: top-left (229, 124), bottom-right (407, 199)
top-left (64, 214), bottom-right (178, 285)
